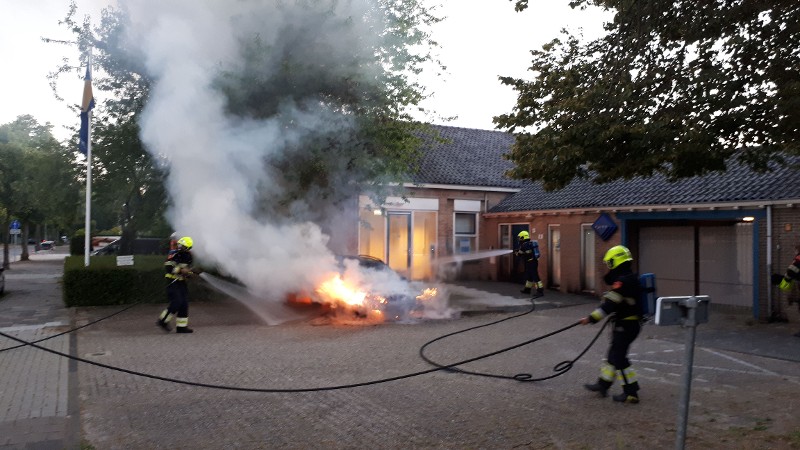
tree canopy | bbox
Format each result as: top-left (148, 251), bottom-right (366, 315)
top-left (0, 115), bottom-right (81, 265)
top-left (48, 4), bottom-right (180, 250)
top-left (48, 0), bottom-right (442, 242)
top-left (496, 0), bottom-right (800, 190)
top-left (212, 0), bottom-right (442, 219)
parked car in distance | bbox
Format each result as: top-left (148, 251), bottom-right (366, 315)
top-left (91, 239), bottom-right (121, 256)
top-left (90, 237), bottom-right (165, 256)
top-left (91, 236), bottom-right (121, 248)
top-left (39, 240), bottom-right (55, 251)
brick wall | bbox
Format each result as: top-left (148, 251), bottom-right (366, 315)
top-left (482, 212), bottom-right (620, 292)
top-left (406, 187), bottom-right (489, 256)
top-left (389, 188), bottom-right (514, 280)
top-left (482, 205), bottom-right (800, 324)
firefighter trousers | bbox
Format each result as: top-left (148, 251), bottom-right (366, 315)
top-left (166, 281), bottom-right (189, 319)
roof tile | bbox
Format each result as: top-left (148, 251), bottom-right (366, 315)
top-left (412, 125), bottom-right (523, 189)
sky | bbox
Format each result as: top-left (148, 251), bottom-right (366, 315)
top-left (0, 0), bottom-right (611, 307)
top-left (0, 0), bottom-right (611, 142)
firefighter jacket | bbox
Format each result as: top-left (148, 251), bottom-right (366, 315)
top-left (517, 239), bottom-right (540, 261)
top-left (589, 269), bottom-right (642, 323)
top-left (165, 249), bottom-right (194, 283)
top-left (779, 254), bottom-right (800, 291)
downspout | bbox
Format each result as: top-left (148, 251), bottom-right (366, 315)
top-left (766, 205), bottom-right (772, 319)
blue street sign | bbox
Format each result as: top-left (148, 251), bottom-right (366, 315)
top-left (10, 220), bottom-right (20, 230)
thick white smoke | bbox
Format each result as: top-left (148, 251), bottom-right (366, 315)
top-left (122, 0), bottom-right (387, 299)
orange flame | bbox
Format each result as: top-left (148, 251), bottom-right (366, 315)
top-left (316, 275), bottom-right (367, 306)
top-left (416, 287), bottom-right (438, 302)
top-left (308, 274), bottom-right (441, 323)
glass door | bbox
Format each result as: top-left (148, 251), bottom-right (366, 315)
top-left (387, 212), bottom-right (411, 277)
top-left (411, 211), bottom-right (436, 280)
top-left (548, 225), bottom-right (561, 287)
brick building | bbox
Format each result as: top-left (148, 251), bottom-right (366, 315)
top-left (345, 124), bottom-right (800, 322)
top-left (353, 125), bottom-right (522, 281)
top-left (482, 158), bottom-right (800, 322)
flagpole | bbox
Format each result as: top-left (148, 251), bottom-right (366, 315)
top-left (84, 49), bottom-right (93, 267)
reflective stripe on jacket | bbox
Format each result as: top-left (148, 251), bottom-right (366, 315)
top-left (165, 249), bottom-right (193, 282)
top-left (589, 271), bottom-right (642, 323)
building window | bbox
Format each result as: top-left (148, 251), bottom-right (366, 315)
top-left (454, 212), bottom-right (477, 254)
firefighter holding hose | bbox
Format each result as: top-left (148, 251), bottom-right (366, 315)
top-left (580, 245), bottom-right (643, 403)
top-left (516, 230), bottom-right (544, 299)
top-left (156, 236), bottom-right (201, 333)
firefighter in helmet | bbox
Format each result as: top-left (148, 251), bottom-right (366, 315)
top-left (772, 244), bottom-right (800, 337)
top-left (156, 236), bottom-right (201, 333)
top-left (515, 230), bottom-right (544, 299)
top-left (581, 244), bottom-right (643, 403)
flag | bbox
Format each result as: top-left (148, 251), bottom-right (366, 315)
top-left (79, 64), bottom-right (95, 155)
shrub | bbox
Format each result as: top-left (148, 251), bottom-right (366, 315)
top-left (63, 255), bottom-right (226, 307)
top-left (70, 230), bottom-right (86, 256)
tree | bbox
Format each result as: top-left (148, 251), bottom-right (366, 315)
top-left (0, 140), bottom-right (24, 268)
top-left (0, 115), bottom-right (81, 263)
top-left (47, 4), bottom-right (169, 254)
top-left (48, 1), bottom-right (442, 236)
top-left (189, 0), bottom-right (445, 222)
top-left (496, 0), bottom-right (800, 190)
top-left (91, 118), bottom-right (169, 254)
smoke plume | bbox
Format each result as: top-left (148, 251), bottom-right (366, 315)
top-left (121, 0), bottom-right (391, 299)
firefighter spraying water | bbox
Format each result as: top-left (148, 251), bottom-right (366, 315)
top-left (515, 231), bottom-right (543, 299)
top-left (156, 237), bottom-right (203, 333)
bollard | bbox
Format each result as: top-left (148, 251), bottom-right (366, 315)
top-left (654, 295), bottom-right (711, 450)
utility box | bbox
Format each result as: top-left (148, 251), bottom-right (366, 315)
top-left (655, 296), bottom-right (711, 326)
top-left (639, 273), bottom-right (657, 319)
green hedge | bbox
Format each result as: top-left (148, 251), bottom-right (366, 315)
top-left (69, 231), bottom-right (87, 256)
top-left (63, 255), bottom-right (227, 307)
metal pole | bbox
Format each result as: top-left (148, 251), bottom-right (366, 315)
top-left (675, 297), bottom-right (698, 450)
top-left (84, 50), bottom-right (93, 267)
top-left (766, 205), bottom-right (772, 319)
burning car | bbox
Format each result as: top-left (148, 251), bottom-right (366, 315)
top-left (287, 255), bottom-right (441, 323)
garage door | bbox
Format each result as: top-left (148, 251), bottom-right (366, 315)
top-left (638, 224), bottom-right (753, 308)
top-left (698, 224), bottom-right (753, 308)
top-left (638, 227), bottom-right (694, 296)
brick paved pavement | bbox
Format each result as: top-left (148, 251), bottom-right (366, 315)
top-left (74, 299), bottom-right (800, 449)
top-left (0, 248), bottom-right (76, 450)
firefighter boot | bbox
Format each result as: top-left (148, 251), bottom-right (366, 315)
top-left (613, 382), bottom-right (640, 404)
top-left (520, 282), bottom-right (533, 294)
top-left (584, 379), bottom-right (612, 398)
top-left (156, 310), bottom-right (172, 332)
top-left (175, 317), bottom-right (193, 333)
top-left (156, 319), bottom-right (171, 332)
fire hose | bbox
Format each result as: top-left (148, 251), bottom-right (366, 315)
top-left (0, 299), bottom-right (609, 392)
top-left (419, 301), bottom-right (611, 381)
top-left (0, 300), bottom-right (145, 353)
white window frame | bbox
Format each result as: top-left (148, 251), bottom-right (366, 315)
top-left (453, 204), bottom-right (480, 254)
